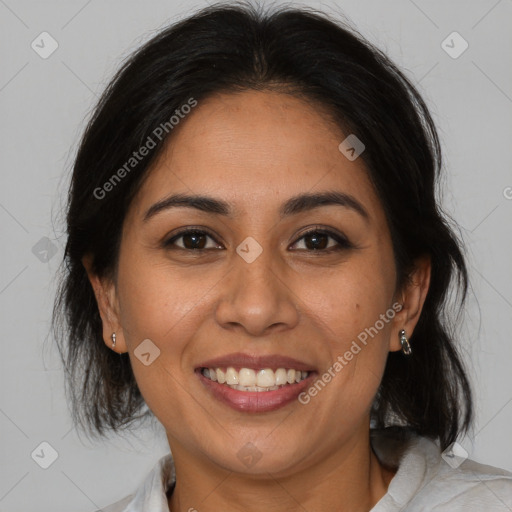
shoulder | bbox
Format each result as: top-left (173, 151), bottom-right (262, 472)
top-left (92, 452), bottom-right (175, 512)
top-left (417, 452), bottom-right (512, 510)
top-left (403, 436), bottom-right (512, 510)
top-left (371, 429), bottom-right (512, 511)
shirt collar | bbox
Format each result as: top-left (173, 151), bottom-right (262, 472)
top-left (119, 453), bottom-right (175, 512)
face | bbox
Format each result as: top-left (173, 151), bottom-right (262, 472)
top-left (87, 90), bottom-right (429, 477)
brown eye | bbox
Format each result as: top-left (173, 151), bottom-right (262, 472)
top-left (164, 229), bottom-right (221, 250)
top-left (291, 229), bottom-right (352, 252)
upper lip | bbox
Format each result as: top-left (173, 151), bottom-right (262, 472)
top-left (196, 352), bottom-right (316, 372)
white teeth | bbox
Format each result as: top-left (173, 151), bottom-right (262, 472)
top-left (233, 384), bottom-right (276, 392)
top-left (225, 367), bottom-right (239, 385)
top-left (256, 369), bottom-right (275, 387)
top-left (239, 368), bottom-right (256, 387)
top-left (275, 368), bottom-right (288, 386)
top-left (202, 366), bottom-right (310, 390)
top-left (216, 368), bottom-right (226, 384)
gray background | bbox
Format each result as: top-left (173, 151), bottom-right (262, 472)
top-left (1, 0), bottom-right (511, 510)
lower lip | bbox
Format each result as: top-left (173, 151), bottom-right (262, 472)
top-left (196, 370), bottom-right (316, 413)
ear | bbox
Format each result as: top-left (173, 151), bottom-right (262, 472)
top-left (389, 255), bottom-right (431, 352)
top-left (82, 254), bottom-right (127, 353)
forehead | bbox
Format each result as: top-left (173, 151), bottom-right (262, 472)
top-left (129, 90), bottom-right (381, 222)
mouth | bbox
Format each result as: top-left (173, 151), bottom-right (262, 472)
top-left (195, 353), bottom-right (317, 412)
top-left (199, 366), bottom-right (310, 390)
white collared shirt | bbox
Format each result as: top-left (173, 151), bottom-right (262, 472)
top-left (97, 431), bottom-right (512, 511)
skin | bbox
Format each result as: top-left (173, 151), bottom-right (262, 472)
top-left (84, 90), bottom-right (431, 512)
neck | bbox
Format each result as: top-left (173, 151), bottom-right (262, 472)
top-left (167, 431), bottom-right (396, 512)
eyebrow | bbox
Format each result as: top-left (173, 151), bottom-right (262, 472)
top-left (143, 190), bottom-right (369, 222)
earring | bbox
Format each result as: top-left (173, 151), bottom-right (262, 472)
top-left (399, 329), bottom-right (411, 355)
top-left (111, 332), bottom-right (116, 349)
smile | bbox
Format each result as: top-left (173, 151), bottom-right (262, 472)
top-left (201, 366), bottom-right (309, 391)
top-left (195, 352), bottom-right (317, 412)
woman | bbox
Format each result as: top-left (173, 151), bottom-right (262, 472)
top-left (53, 3), bottom-right (512, 511)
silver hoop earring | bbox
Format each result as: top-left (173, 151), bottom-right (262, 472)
top-left (399, 329), bottom-right (411, 355)
top-left (111, 332), bottom-right (116, 349)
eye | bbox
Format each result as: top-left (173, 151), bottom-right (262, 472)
top-left (291, 228), bottom-right (352, 252)
top-left (163, 227), bottom-right (352, 253)
top-left (163, 229), bottom-right (222, 251)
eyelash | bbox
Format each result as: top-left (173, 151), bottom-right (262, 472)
top-left (163, 227), bottom-right (353, 253)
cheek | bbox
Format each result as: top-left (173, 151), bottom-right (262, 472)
top-left (116, 251), bottom-right (209, 347)
top-left (301, 253), bottom-right (395, 344)
top-left (114, 251), bottom-right (212, 424)
top-left (297, 250), bottom-right (395, 408)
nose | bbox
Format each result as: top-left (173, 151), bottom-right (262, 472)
top-left (214, 245), bottom-right (300, 337)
